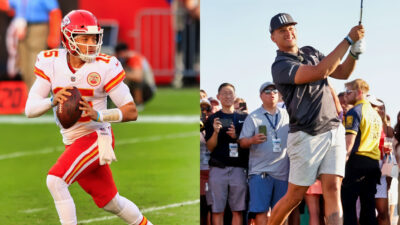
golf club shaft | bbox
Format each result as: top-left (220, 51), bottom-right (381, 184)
top-left (359, 0), bottom-right (363, 25)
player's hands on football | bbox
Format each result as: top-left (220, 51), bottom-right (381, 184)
top-left (79, 97), bottom-right (97, 120)
top-left (348, 25), bottom-right (364, 42)
top-left (213, 118), bottom-right (222, 133)
top-left (52, 86), bottom-right (73, 106)
top-left (226, 124), bottom-right (237, 139)
top-left (252, 133), bottom-right (267, 144)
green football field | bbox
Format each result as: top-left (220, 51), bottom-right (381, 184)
top-left (0, 88), bottom-right (199, 225)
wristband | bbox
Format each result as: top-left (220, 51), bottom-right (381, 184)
top-left (50, 96), bottom-right (55, 107)
top-left (95, 111), bottom-right (101, 122)
top-left (344, 36), bottom-right (354, 45)
top-left (349, 50), bottom-right (359, 60)
top-left (95, 109), bottom-right (123, 122)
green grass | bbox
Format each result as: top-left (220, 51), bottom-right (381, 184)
top-left (0, 88), bottom-right (199, 225)
top-left (25, 87), bottom-right (198, 117)
top-left (142, 87), bottom-right (199, 115)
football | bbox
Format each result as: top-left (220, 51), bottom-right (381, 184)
top-left (56, 86), bottom-right (82, 129)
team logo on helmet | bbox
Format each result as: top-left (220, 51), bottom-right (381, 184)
top-left (61, 17), bottom-right (70, 27)
top-left (87, 72), bottom-right (101, 86)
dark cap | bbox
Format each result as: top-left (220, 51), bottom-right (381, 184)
top-left (269, 13), bottom-right (297, 33)
top-left (259, 82), bottom-right (275, 93)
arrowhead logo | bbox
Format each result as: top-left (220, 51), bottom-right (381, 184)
top-left (87, 72), bottom-right (101, 87)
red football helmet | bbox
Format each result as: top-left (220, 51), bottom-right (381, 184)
top-left (61, 10), bottom-right (103, 62)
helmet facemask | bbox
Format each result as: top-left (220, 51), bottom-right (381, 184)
top-left (62, 26), bottom-right (103, 62)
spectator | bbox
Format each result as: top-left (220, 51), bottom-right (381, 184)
top-left (239, 82), bottom-right (290, 225)
top-left (389, 174), bottom-right (398, 225)
top-left (208, 96), bottom-right (220, 114)
top-left (368, 96), bottom-right (395, 225)
top-left (338, 92), bottom-right (354, 121)
top-left (276, 92), bottom-right (285, 109)
top-left (393, 111), bottom-right (400, 225)
top-left (171, 0), bottom-right (200, 88)
top-left (376, 99), bottom-right (394, 138)
top-left (234, 97), bottom-right (248, 113)
top-left (205, 83), bottom-right (248, 225)
top-left (114, 42), bottom-right (156, 111)
top-left (268, 12), bottom-right (363, 224)
top-left (182, 0), bottom-right (200, 19)
top-left (5, 16), bottom-right (22, 79)
top-left (387, 115), bottom-right (391, 127)
top-left (342, 79), bottom-right (382, 225)
top-left (305, 180), bottom-right (324, 225)
top-left (383, 129), bottom-right (398, 225)
top-left (200, 89), bottom-right (207, 99)
top-left (200, 98), bottom-right (212, 225)
top-left (0, 0), bottom-right (12, 79)
top-left (8, 0), bottom-right (61, 89)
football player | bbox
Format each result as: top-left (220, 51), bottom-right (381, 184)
top-left (25, 10), bottom-right (152, 225)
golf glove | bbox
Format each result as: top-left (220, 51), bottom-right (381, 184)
top-left (350, 39), bottom-right (365, 58)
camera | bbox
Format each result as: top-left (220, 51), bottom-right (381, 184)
top-left (219, 118), bottom-right (233, 128)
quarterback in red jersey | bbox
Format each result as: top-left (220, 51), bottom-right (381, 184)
top-left (25, 10), bottom-right (152, 225)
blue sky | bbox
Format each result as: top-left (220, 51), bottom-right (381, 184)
top-left (201, 0), bottom-right (400, 123)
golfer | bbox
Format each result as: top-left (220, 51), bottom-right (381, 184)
top-left (267, 13), bottom-right (364, 225)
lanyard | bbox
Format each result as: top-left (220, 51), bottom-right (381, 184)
top-left (265, 112), bottom-right (278, 138)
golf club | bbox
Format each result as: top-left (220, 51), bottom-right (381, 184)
top-left (359, 0), bottom-right (363, 25)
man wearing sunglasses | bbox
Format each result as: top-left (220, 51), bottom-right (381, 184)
top-left (342, 79), bottom-right (382, 225)
top-left (239, 82), bottom-right (290, 225)
top-left (268, 13), bottom-right (365, 225)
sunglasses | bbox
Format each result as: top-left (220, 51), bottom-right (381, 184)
top-left (264, 89), bottom-right (278, 94)
top-left (201, 106), bottom-right (211, 112)
top-left (345, 89), bottom-right (355, 95)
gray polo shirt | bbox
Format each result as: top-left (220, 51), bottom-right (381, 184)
top-left (271, 46), bottom-right (340, 136)
top-left (239, 106), bottom-right (289, 180)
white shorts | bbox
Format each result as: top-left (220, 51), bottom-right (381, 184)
top-left (287, 124), bottom-right (346, 186)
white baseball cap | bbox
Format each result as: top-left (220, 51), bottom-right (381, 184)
top-left (200, 99), bottom-right (211, 106)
